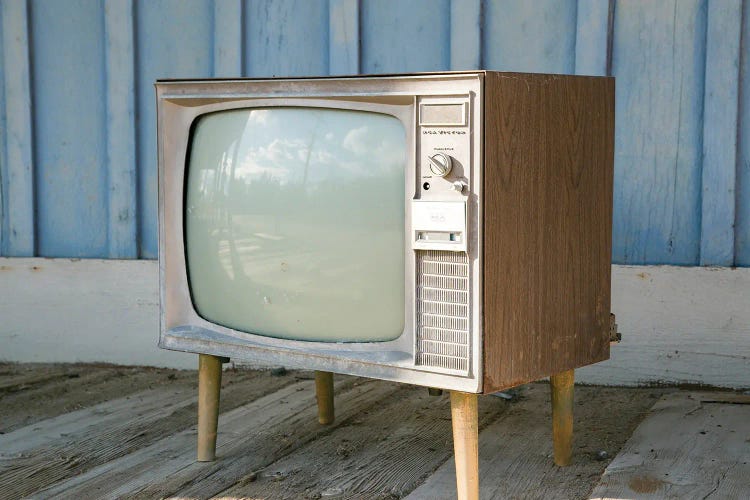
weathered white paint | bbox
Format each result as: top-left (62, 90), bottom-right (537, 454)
top-left (578, 265), bottom-right (750, 388)
top-left (0, 258), bottom-right (193, 369)
top-left (1, 259), bottom-right (748, 387)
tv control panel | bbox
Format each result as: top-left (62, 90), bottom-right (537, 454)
top-left (412, 96), bottom-right (472, 252)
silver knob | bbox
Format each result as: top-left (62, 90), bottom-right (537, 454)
top-left (428, 153), bottom-right (453, 177)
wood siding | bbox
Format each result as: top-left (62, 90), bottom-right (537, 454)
top-left (0, 0), bottom-right (748, 265)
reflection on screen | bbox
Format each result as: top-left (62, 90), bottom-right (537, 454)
top-left (185, 107), bottom-right (406, 342)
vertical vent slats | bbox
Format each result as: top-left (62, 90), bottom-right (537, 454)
top-left (415, 250), bottom-right (470, 373)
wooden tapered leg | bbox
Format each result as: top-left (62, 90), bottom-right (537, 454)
top-left (450, 391), bottom-right (479, 500)
top-left (315, 371), bottom-right (334, 425)
top-left (197, 354), bottom-right (223, 461)
top-left (550, 369), bottom-right (575, 466)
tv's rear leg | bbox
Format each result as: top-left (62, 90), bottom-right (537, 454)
top-left (550, 369), bottom-right (575, 466)
top-left (450, 391), bottom-right (479, 500)
top-left (197, 354), bottom-right (228, 461)
top-left (315, 371), bottom-right (334, 424)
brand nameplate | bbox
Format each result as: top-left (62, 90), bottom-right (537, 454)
top-left (412, 201), bottom-right (467, 251)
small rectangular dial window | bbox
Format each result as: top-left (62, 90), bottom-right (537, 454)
top-left (419, 103), bottom-right (466, 126)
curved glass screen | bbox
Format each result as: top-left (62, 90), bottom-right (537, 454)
top-left (185, 107), bottom-right (406, 342)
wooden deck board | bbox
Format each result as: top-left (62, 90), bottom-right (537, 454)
top-left (0, 363), bottom-right (194, 433)
top-left (216, 385), bottom-right (510, 499)
top-left (0, 384), bottom-right (197, 456)
top-left (589, 392), bottom-right (750, 499)
top-left (3, 364), bottom-right (745, 500)
top-left (131, 378), bottom-right (399, 499)
top-left (406, 385), bottom-right (668, 500)
top-left (0, 365), bottom-right (78, 393)
top-left (0, 368), bottom-right (295, 499)
top-left (31, 377), bottom-right (396, 499)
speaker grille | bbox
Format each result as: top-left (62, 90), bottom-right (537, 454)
top-left (415, 250), bottom-right (470, 372)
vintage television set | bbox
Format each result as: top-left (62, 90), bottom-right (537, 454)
top-left (157, 71), bottom-right (614, 498)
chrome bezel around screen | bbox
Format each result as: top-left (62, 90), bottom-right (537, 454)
top-left (157, 75), bottom-right (483, 392)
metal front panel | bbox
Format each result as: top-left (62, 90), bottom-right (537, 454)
top-left (410, 90), bottom-right (478, 378)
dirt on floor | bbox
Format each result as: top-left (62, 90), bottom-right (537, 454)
top-left (0, 363), bottom-right (192, 433)
top-left (0, 362), bottom-right (673, 499)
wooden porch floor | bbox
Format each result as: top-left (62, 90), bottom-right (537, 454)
top-left (0, 362), bottom-right (741, 499)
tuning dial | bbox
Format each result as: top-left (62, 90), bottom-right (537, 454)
top-left (427, 153), bottom-right (453, 177)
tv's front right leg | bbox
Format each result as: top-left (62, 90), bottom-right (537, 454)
top-left (197, 354), bottom-right (224, 461)
top-left (450, 391), bottom-right (479, 500)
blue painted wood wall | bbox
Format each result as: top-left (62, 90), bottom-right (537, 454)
top-left (1, 0), bottom-right (748, 266)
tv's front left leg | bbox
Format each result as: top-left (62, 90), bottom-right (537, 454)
top-left (315, 371), bottom-right (334, 424)
top-left (550, 368), bottom-right (575, 466)
top-left (197, 354), bottom-right (227, 461)
top-left (450, 391), bottom-right (479, 500)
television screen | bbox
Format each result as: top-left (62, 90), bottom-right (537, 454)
top-left (184, 107), bottom-right (406, 342)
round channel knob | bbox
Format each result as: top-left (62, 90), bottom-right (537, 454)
top-left (427, 153), bottom-right (453, 177)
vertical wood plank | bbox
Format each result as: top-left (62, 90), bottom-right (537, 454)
top-left (611, 0), bottom-right (706, 264)
top-left (0, 0), bottom-right (740, 265)
top-left (450, 0), bottom-right (481, 70)
top-left (737, 0), bottom-right (750, 266)
top-left (361, 0), bottom-right (450, 73)
top-left (32, 0), bottom-right (109, 257)
top-left (1, 0), bottom-right (35, 256)
top-left (105, 0), bottom-right (137, 258)
top-left (136, 0), bottom-right (213, 258)
top-left (244, 0), bottom-right (329, 77)
top-left (0, 6), bottom-right (6, 255)
top-left (700, 0), bottom-right (742, 266)
top-left (574, 0), bottom-right (611, 76)
top-left (213, 0), bottom-right (243, 77)
top-left (483, 0), bottom-right (577, 73)
top-left (329, 0), bottom-right (359, 75)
